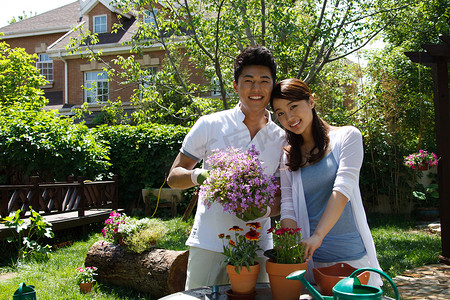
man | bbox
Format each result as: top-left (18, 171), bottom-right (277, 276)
top-left (167, 46), bottom-right (285, 290)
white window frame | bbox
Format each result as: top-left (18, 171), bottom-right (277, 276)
top-left (93, 15), bottom-right (107, 33)
top-left (211, 76), bottom-right (221, 97)
top-left (143, 9), bottom-right (158, 25)
top-left (36, 54), bottom-right (53, 82)
top-left (139, 67), bottom-right (158, 100)
top-left (84, 71), bottom-right (109, 103)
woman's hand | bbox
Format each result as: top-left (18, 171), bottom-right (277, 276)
top-left (301, 234), bottom-right (324, 262)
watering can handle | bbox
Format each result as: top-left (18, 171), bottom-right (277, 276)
top-left (350, 268), bottom-right (399, 300)
top-left (18, 282), bottom-right (25, 296)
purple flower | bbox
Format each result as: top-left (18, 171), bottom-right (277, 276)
top-left (200, 145), bottom-right (277, 220)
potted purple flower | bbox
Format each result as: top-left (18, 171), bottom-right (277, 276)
top-left (200, 145), bottom-right (277, 221)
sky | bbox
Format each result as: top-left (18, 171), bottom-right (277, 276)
top-left (1, 0), bottom-right (76, 28)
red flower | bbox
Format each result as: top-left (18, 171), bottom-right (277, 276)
top-left (245, 229), bottom-right (261, 241)
top-left (225, 235), bottom-right (231, 239)
top-left (218, 233), bottom-right (225, 239)
top-left (229, 226), bottom-right (244, 232)
top-left (229, 239), bottom-right (237, 247)
top-left (246, 222), bottom-right (261, 230)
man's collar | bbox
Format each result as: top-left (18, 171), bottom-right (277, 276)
top-left (235, 103), bottom-right (272, 123)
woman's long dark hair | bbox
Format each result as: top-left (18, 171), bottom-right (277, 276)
top-left (270, 78), bottom-right (329, 171)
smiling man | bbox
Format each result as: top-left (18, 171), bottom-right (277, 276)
top-left (167, 46), bottom-right (285, 290)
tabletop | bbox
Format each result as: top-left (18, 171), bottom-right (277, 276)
top-left (159, 283), bottom-right (395, 300)
top-left (158, 283), bottom-right (314, 300)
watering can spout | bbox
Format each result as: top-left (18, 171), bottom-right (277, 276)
top-left (287, 270), bottom-right (330, 300)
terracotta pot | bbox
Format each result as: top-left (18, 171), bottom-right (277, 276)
top-left (79, 282), bottom-right (93, 293)
top-left (227, 263), bottom-right (260, 294)
top-left (266, 259), bottom-right (307, 300)
top-left (313, 263), bottom-right (370, 296)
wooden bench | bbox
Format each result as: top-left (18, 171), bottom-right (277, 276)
top-left (0, 175), bottom-right (120, 240)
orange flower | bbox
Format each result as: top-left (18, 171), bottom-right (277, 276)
top-left (245, 229), bottom-right (260, 241)
top-left (218, 233), bottom-right (225, 239)
top-left (246, 222), bottom-right (261, 230)
top-left (229, 239), bottom-right (237, 247)
top-left (225, 235), bottom-right (231, 239)
top-left (229, 226), bottom-right (244, 232)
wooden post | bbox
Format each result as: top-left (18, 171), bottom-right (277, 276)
top-left (30, 176), bottom-right (40, 213)
top-left (112, 174), bottom-right (119, 210)
top-left (182, 188), bottom-right (198, 221)
top-left (77, 176), bottom-right (85, 217)
top-left (433, 58), bottom-right (450, 262)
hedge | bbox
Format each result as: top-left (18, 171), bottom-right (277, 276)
top-left (94, 123), bottom-right (190, 208)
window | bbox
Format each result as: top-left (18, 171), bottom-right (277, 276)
top-left (211, 77), bottom-right (221, 97)
top-left (140, 67), bottom-right (158, 88)
top-left (36, 54), bottom-right (53, 81)
top-left (84, 71), bottom-right (108, 103)
top-left (139, 67), bottom-right (158, 100)
top-left (93, 15), bottom-right (107, 33)
top-left (143, 9), bottom-right (158, 25)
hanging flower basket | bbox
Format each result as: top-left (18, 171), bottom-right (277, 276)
top-left (404, 150), bottom-right (440, 171)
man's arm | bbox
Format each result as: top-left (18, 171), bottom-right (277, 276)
top-left (167, 152), bottom-right (199, 189)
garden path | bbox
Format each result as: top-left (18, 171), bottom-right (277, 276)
top-left (393, 264), bottom-right (449, 299)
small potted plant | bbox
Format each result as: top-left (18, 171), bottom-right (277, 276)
top-left (404, 150), bottom-right (440, 170)
top-left (75, 266), bottom-right (98, 293)
top-left (413, 183), bottom-right (440, 221)
top-left (265, 222), bottom-right (306, 300)
top-left (218, 222), bottom-right (262, 296)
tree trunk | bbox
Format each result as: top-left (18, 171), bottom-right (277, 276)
top-left (85, 241), bottom-right (189, 298)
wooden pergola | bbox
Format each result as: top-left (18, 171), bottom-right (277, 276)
top-left (405, 35), bottom-right (450, 264)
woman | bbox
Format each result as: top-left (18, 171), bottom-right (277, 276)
top-left (270, 78), bottom-right (382, 286)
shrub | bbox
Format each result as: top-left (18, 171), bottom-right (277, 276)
top-left (3, 207), bottom-right (54, 262)
top-left (0, 108), bottom-right (110, 184)
top-left (123, 220), bottom-right (168, 253)
top-left (95, 123), bottom-right (189, 208)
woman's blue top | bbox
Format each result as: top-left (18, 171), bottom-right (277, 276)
top-left (301, 152), bottom-right (366, 263)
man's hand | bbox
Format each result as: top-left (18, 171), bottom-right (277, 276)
top-left (191, 168), bottom-right (210, 185)
top-left (197, 170), bottom-right (210, 185)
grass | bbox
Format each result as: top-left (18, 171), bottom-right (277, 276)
top-left (368, 214), bottom-right (441, 298)
top-left (0, 214), bottom-right (442, 299)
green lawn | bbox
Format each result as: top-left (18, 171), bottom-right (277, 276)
top-left (0, 214), bottom-right (441, 300)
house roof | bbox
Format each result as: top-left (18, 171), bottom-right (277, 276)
top-left (0, 1), bottom-right (80, 39)
top-left (80, 0), bottom-right (132, 19)
top-left (46, 17), bottom-right (140, 57)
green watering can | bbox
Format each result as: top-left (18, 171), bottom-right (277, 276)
top-left (287, 268), bottom-right (399, 300)
top-left (13, 282), bottom-right (37, 300)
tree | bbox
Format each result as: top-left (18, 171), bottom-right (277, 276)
top-left (72, 0), bottom-right (411, 123)
top-left (377, 0), bottom-right (450, 50)
top-left (0, 42), bottom-right (110, 184)
top-left (8, 11), bottom-right (37, 24)
top-left (0, 41), bottom-right (47, 110)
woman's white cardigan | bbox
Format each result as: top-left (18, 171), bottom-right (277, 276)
top-left (280, 126), bottom-right (382, 286)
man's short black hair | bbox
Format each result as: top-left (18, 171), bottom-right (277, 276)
top-left (234, 46), bottom-right (277, 84)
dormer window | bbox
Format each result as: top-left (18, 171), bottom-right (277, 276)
top-left (143, 9), bottom-right (158, 25)
top-left (93, 15), bottom-right (107, 33)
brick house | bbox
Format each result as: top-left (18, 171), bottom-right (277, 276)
top-left (0, 0), bottom-right (204, 117)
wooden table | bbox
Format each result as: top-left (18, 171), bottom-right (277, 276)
top-left (158, 283), bottom-right (314, 299)
top-left (159, 283), bottom-right (395, 299)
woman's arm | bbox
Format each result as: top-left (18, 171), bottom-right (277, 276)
top-left (301, 190), bottom-right (348, 262)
